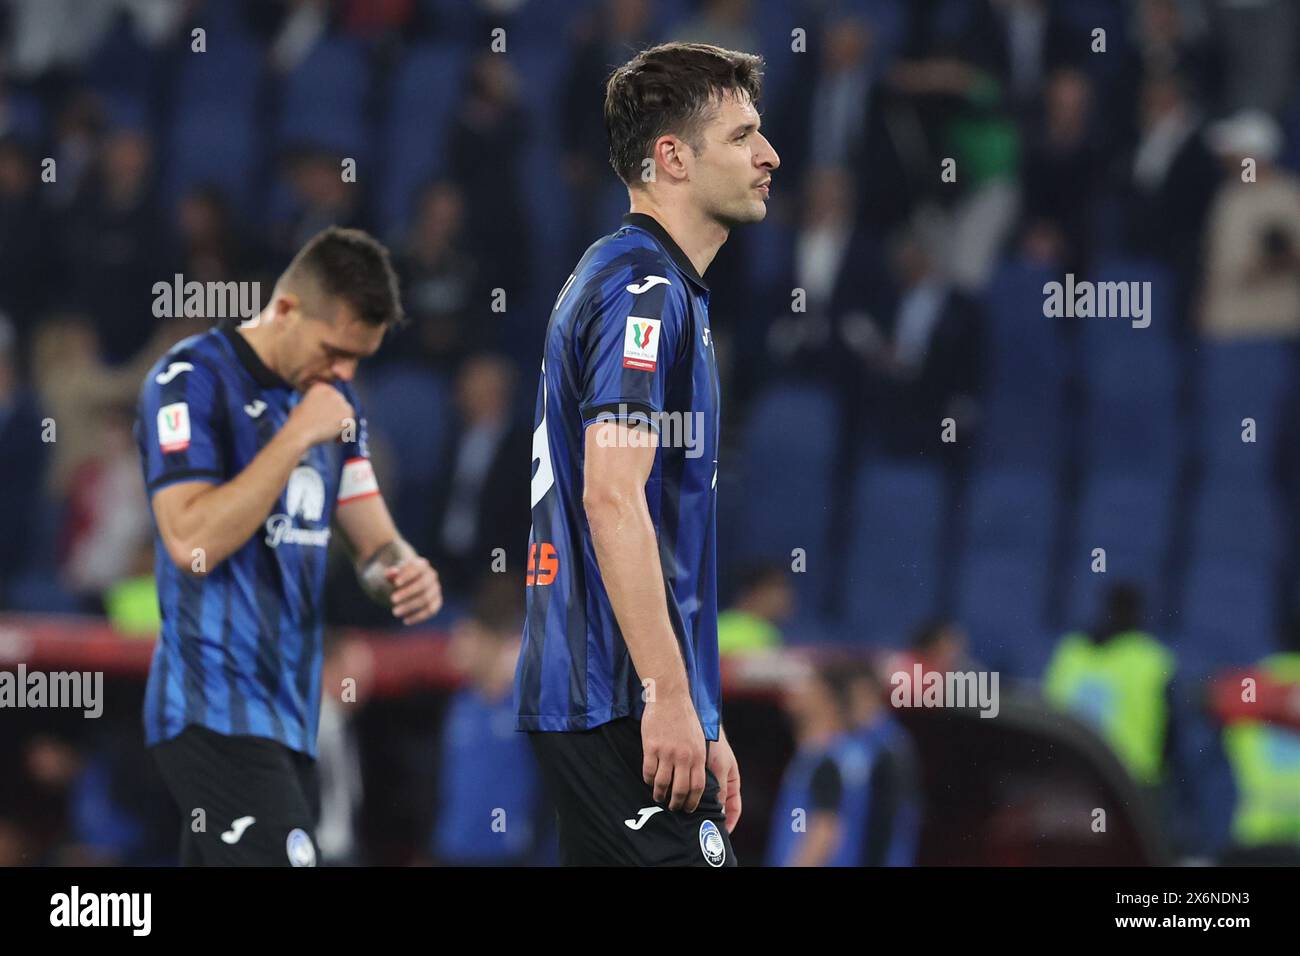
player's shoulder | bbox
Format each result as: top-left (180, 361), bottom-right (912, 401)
top-left (140, 328), bottom-right (227, 400)
top-left (571, 227), bottom-right (689, 317)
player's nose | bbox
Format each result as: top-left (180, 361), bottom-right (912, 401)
top-left (755, 132), bottom-right (780, 171)
top-left (332, 358), bottom-right (357, 383)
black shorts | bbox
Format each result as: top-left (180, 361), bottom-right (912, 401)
top-left (152, 724), bottom-right (321, 867)
top-left (528, 717), bottom-right (737, 867)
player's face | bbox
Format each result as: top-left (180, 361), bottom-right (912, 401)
top-left (284, 299), bottom-right (384, 391)
top-left (690, 91), bottom-right (779, 228)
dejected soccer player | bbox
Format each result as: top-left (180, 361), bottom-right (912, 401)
top-left (136, 227), bottom-right (443, 866)
top-left (516, 43), bottom-right (779, 866)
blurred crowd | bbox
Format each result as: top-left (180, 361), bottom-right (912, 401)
top-left (1, 0), bottom-right (1300, 865)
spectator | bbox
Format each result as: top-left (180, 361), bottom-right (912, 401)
top-left (1121, 70), bottom-right (1220, 327)
top-left (394, 180), bottom-right (489, 369)
top-left (447, 54), bottom-right (532, 305)
top-left (1198, 109), bottom-right (1300, 339)
top-left (0, 313), bottom-right (46, 596)
top-left (0, 136), bottom-right (54, 339)
top-left (58, 126), bottom-right (171, 364)
top-left (429, 354), bottom-right (530, 601)
top-left (718, 561), bottom-right (793, 656)
top-left (275, 147), bottom-right (369, 266)
top-left (1019, 68), bottom-right (1104, 278)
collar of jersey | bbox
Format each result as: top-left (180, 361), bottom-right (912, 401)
top-left (621, 213), bottom-right (710, 292)
top-left (218, 319), bottom-right (293, 390)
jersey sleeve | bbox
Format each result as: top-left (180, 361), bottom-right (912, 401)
top-left (336, 382), bottom-right (379, 505)
top-left (576, 268), bottom-right (687, 432)
top-left (137, 357), bottom-right (225, 495)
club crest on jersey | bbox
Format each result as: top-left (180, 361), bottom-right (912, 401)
top-left (623, 316), bottom-right (661, 371)
top-left (264, 465), bottom-right (331, 548)
top-left (286, 828), bottom-right (317, 867)
top-left (699, 819), bottom-right (726, 867)
top-left (157, 402), bottom-right (191, 453)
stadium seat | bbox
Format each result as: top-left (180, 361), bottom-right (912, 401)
top-left (377, 42), bottom-right (469, 238)
top-left (843, 461), bottom-right (946, 645)
top-left (1180, 557), bottom-right (1277, 669)
top-left (1063, 474), bottom-right (1173, 624)
top-left (1189, 479), bottom-right (1285, 566)
top-left (276, 38), bottom-right (372, 159)
top-left (955, 547), bottom-right (1053, 677)
top-left (736, 383), bottom-right (839, 617)
top-left (1197, 341), bottom-right (1295, 482)
top-left (356, 363), bottom-right (452, 540)
top-left (959, 468), bottom-right (1056, 555)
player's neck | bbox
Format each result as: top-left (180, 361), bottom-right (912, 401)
top-left (627, 196), bottom-right (728, 277)
top-left (237, 313), bottom-right (286, 382)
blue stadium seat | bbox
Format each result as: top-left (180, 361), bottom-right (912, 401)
top-left (1197, 341), bottom-right (1294, 481)
top-left (377, 42), bottom-right (469, 238)
top-left (1190, 480), bottom-right (1284, 566)
top-left (955, 547), bottom-right (1052, 677)
top-left (276, 38), bottom-right (371, 158)
top-left (1180, 558), bottom-right (1276, 669)
top-left (356, 364), bottom-right (451, 538)
top-left (978, 260), bottom-right (1068, 469)
top-left (843, 461), bottom-right (946, 644)
top-left (736, 383), bottom-right (839, 615)
top-left (1064, 474), bottom-right (1173, 624)
top-left (960, 468), bottom-right (1056, 554)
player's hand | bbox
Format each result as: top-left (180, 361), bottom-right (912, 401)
top-left (709, 725), bottom-right (742, 833)
top-left (286, 383), bottom-right (355, 446)
top-left (386, 556), bottom-right (442, 625)
top-left (641, 689), bottom-right (707, 813)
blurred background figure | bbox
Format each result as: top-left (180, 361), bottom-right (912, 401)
top-left (767, 660), bottom-right (872, 867)
top-left (849, 661), bottom-right (920, 866)
top-left (316, 630), bottom-right (374, 866)
top-left (396, 180), bottom-right (487, 369)
top-left (429, 577), bottom-right (548, 866)
top-left (718, 561), bottom-right (794, 655)
top-left (1219, 607), bottom-right (1300, 865)
top-left (1198, 109), bottom-right (1300, 339)
top-left (1043, 583), bottom-right (1175, 790)
top-left (429, 354), bottom-right (530, 601)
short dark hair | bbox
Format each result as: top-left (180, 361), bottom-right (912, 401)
top-left (604, 42), bottom-right (764, 187)
top-left (282, 226), bottom-right (404, 328)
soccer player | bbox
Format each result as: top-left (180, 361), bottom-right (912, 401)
top-left (135, 227), bottom-right (443, 866)
top-left (516, 43), bottom-right (779, 866)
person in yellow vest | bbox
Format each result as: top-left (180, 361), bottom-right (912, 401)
top-left (1221, 612), bottom-right (1300, 856)
top-left (717, 562), bottom-right (793, 655)
top-left (1043, 583), bottom-right (1176, 787)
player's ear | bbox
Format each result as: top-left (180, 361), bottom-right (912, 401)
top-left (656, 135), bottom-right (689, 182)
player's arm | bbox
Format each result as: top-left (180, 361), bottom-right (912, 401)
top-left (584, 421), bottom-right (706, 813)
top-left (152, 383), bottom-right (351, 575)
top-left (334, 492), bottom-right (443, 625)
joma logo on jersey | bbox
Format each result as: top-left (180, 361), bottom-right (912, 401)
top-left (525, 542), bottom-right (558, 586)
top-left (623, 316), bottom-right (661, 371)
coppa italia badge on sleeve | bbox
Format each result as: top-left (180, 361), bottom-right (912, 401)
top-left (623, 316), bottom-right (661, 371)
top-left (157, 402), bottom-right (191, 453)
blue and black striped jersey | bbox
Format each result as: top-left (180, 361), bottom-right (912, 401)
top-left (135, 320), bottom-right (376, 757)
top-left (515, 213), bottom-right (722, 740)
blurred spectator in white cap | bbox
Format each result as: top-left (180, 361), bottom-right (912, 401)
top-left (1198, 109), bottom-right (1300, 339)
